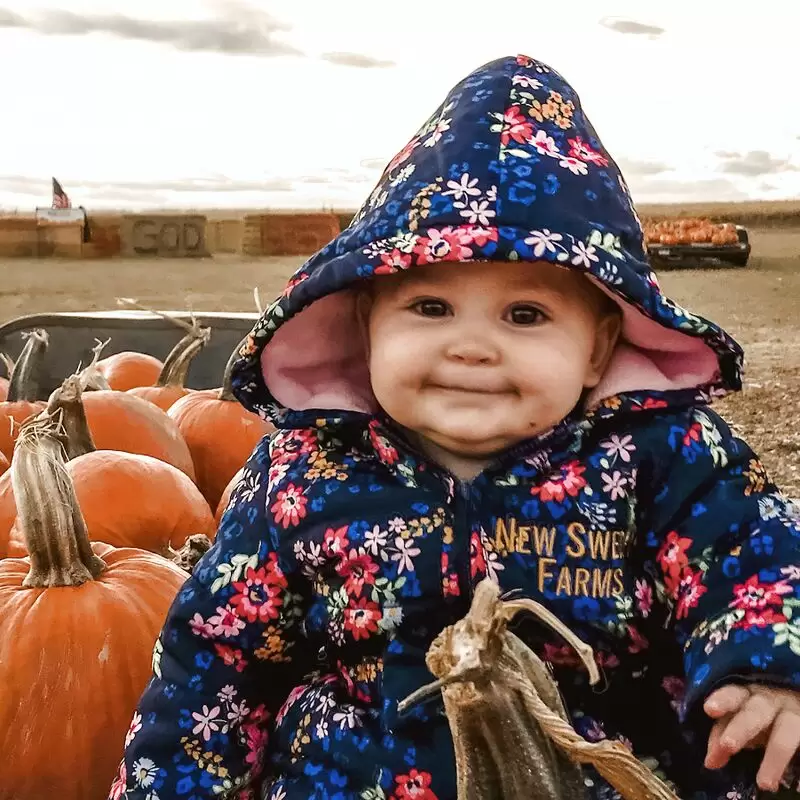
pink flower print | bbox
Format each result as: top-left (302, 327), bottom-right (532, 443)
top-left (336, 548), bottom-right (380, 595)
top-left (108, 761), bottom-right (127, 800)
top-left (376, 249), bottom-right (412, 274)
top-left (189, 612), bottom-right (216, 639)
top-left (192, 704), bottom-right (222, 742)
top-left (391, 536), bottom-right (420, 574)
top-left (731, 575), bottom-right (792, 611)
top-left (469, 531), bottom-right (487, 579)
top-left (634, 579), bottom-right (653, 617)
top-left (531, 129), bottom-right (560, 158)
top-left (207, 605), bottom-right (247, 638)
top-left (494, 105), bottom-right (534, 146)
top-left (270, 483), bottom-right (308, 528)
top-left (567, 135), bottom-right (609, 167)
top-left (393, 769), bottom-right (439, 800)
top-left (125, 712), bottom-right (142, 747)
top-left (413, 227), bottom-right (474, 263)
top-left (530, 461), bottom-right (587, 503)
top-left (343, 597), bottom-right (382, 641)
top-left (675, 569), bottom-right (707, 619)
top-left (323, 525), bottom-right (350, 558)
top-left (657, 531), bottom-right (693, 594)
top-left (229, 557), bottom-right (286, 624)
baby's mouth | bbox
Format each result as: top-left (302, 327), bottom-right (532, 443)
top-left (431, 383), bottom-right (508, 395)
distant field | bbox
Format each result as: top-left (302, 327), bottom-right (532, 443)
top-left (637, 199), bottom-right (800, 228)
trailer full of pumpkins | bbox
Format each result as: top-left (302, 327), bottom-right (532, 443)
top-left (641, 217), bottom-right (751, 268)
top-left (0, 320), bottom-right (274, 800)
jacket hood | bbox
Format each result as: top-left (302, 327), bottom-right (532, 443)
top-left (230, 54), bottom-right (743, 429)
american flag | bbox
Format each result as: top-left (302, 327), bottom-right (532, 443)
top-left (52, 177), bottom-right (71, 209)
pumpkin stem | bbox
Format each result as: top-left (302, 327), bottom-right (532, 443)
top-left (7, 329), bottom-right (48, 402)
top-left (218, 348), bottom-right (239, 402)
top-left (168, 533), bottom-right (213, 574)
top-left (78, 338), bottom-right (112, 391)
top-left (156, 322), bottom-right (211, 388)
top-left (46, 374), bottom-right (96, 459)
top-left (0, 352), bottom-right (15, 379)
top-left (11, 413), bottom-right (106, 588)
top-left (116, 297), bottom-right (199, 336)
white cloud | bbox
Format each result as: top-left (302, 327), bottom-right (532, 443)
top-left (1, 0), bottom-right (799, 209)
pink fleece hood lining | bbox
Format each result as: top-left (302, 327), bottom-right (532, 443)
top-left (260, 279), bottom-right (721, 416)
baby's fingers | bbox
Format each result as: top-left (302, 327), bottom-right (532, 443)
top-left (705, 719), bottom-right (732, 770)
top-left (704, 685), bottom-right (750, 719)
top-left (756, 711), bottom-right (800, 793)
top-left (718, 692), bottom-right (779, 754)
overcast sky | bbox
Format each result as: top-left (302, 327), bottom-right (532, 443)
top-left (1, 0), bottom-right (798, 210)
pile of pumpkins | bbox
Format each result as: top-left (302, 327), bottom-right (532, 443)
top-left (642, 218), bottom-right (739, 246)
top-left (0, 317), bottom-right (273, 800)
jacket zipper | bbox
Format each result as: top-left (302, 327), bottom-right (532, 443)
top-left (454, 478), bottom-right (473, 602)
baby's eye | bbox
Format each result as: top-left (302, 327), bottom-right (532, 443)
top-left (508, 305), bottom-right (546, 326)
top-left (411, 299), bottom-right (450, 317)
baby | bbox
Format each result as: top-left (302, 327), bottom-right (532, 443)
top-left (110, 55), bottom-right (800, 800)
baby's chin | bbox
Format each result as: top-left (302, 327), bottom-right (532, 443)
top-left (421, 427), bottom-right (529, 459)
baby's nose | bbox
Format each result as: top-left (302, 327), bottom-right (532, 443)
top-left (446, 338), bottom-right (499, 364)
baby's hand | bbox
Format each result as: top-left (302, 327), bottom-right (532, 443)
top-left (704, 683), bottom-right (800, 792)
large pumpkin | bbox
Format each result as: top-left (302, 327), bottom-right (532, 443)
top-left (0, 329), bottom-right (48, 461)
top-left (168, 351), bottom-right (274, 508)
top-left (48, 374), bottom-right (196, 480)
top-left (0, 415), bottom-right (188, 800)
top-left (95, 349), bottom-right (163, 391)
top-left (128, 323), bottom-right (211, 412)
top-left (1, 382), bottom-right (216, 558)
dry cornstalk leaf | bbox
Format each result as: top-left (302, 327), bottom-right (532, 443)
top-left (399, 579), bottom-right (679, 800)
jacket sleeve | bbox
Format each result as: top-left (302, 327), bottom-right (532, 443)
top-left (638, 406), bottom-right (800, 722)
top-left (109, 433), bottom-right (312, 800)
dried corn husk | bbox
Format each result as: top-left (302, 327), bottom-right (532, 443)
top-left (398, 579), bottom-right (679, 800)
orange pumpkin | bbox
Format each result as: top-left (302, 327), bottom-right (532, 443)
top-left (0, 415), bottom-right (188, 800)
top-left (1, 382), bottom-right (215, 558)
top-left (128, 324), bottom-right (211, 412)
top-left (48, 376), bottom-right (196, 480)
top-left (95, 350), bottom-right (164, 391)
top-left (0, 330), bottom-right (48, 462)
top-left (689, 228), bottom-right (709, 243)
top-left (5, 450), bottom-right (216, 557)
top-left (168, 354), bottom-right (274, 508)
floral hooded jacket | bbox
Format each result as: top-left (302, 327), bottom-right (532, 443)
top-left (112, 55), bottom-right (800, 800)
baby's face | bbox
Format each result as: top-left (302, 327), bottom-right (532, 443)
top-left (363, 261), bottom-right (620, 474)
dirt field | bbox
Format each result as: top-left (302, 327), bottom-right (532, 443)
top-left (1, 226), bottom-right (798, 495)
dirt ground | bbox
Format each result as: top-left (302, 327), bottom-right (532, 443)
top-left (1, 227), bottom-right (798, 495)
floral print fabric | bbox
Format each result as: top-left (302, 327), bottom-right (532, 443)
top-left (110, 54), bottom-right (799, 799)
top-left (112, 405), bottom-right (800, 800)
